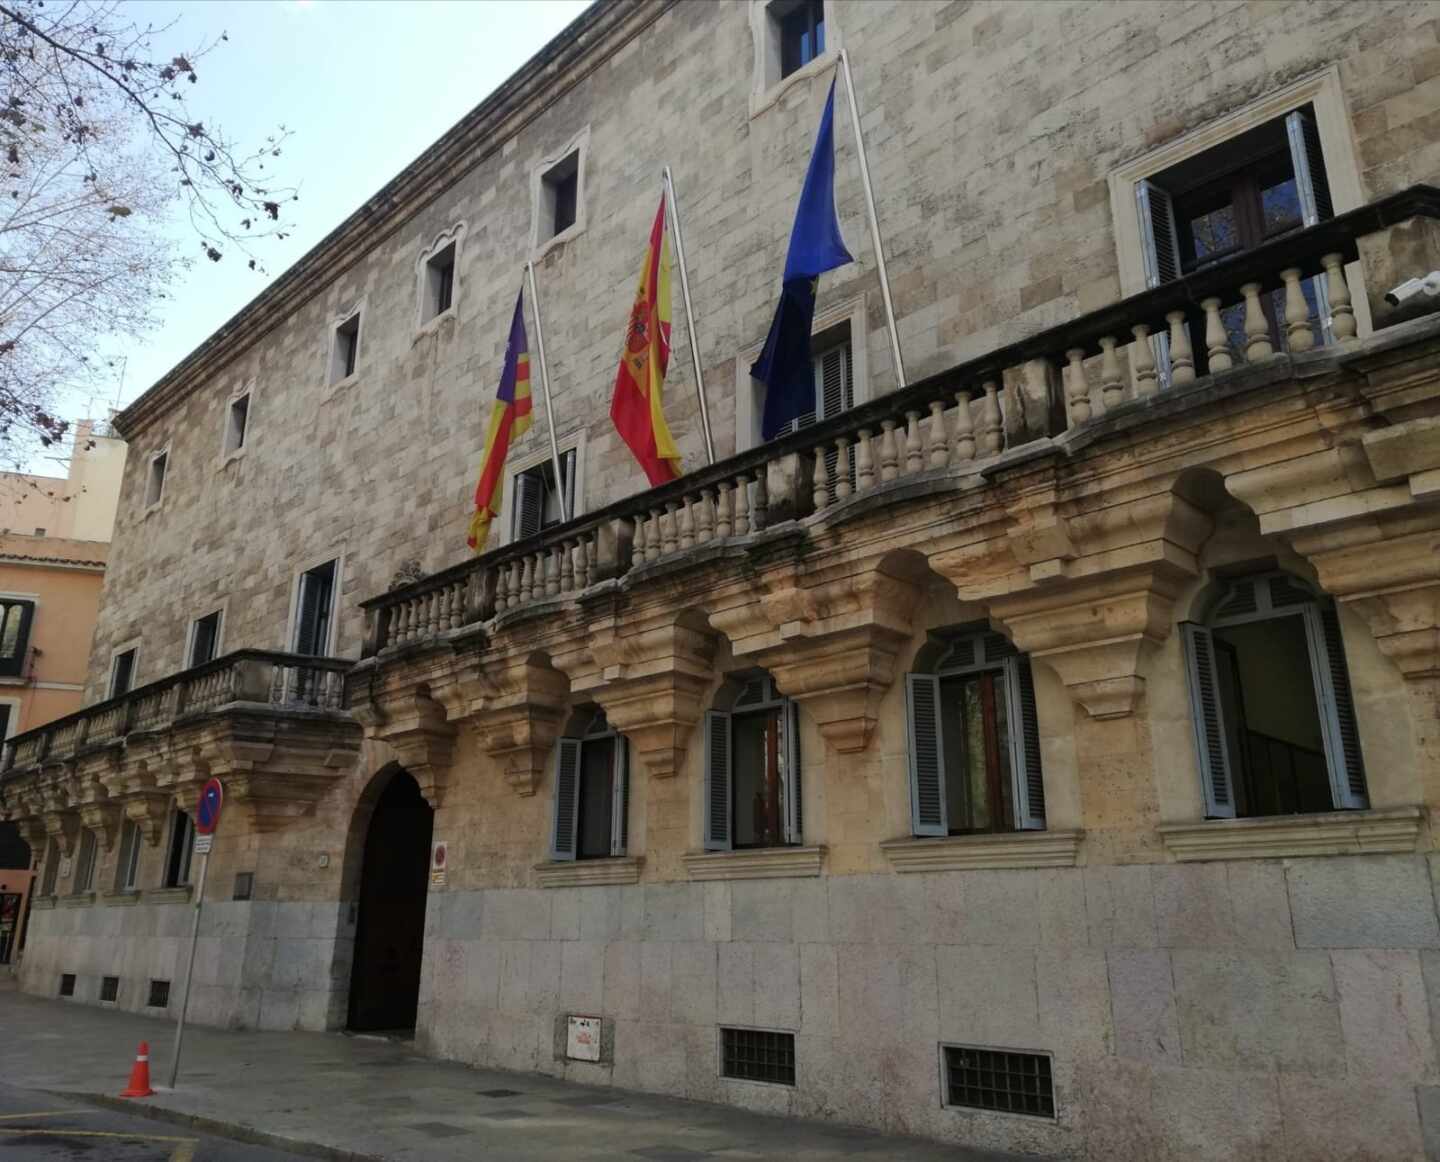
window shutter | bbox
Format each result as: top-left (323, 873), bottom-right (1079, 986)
top-left (1285, 109), bottom-right (1336, 345)
top-left (1180, 622), bottom-right (1236, 818)
top-left (1135, 178), bottom-right (1181, 387)
top-left (1007, 656), bottom-right (1047, 830)
top-left (905, 673), bottom-right (948, 836)
top-left (1302, 605), bottom-right (1369, 810)
top-left (550, 737), bottom-right (583, 860)
top-left (703, 710), bottom-right (733, 851)
top-left (295, 575), bottom-right (320, 656)
top-left (782, 699), bottom-right (803, 845)
top-left (818, 343), bottom-right (853, 420)
top-left (560, 448), bottom-right (578, 523)
top-left (513, 470), bottom-right (544, 540)
top-left (610, 736), bottom-right (630, 856)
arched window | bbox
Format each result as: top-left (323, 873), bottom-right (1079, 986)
top-left (1181, 570), bottom-right (1367, 818)
top-left (905, 629), bottom-right (1045, 837)
top-left (550, 708), bottom-right (629, 861)
top-left (704, 673), bottom-right (801, 851)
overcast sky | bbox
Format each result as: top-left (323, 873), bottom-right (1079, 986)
top-left (66, 0), bottom-right (591, 441)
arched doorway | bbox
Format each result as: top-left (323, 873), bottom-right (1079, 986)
top-left (347, 769), bottom-right (433, 1033)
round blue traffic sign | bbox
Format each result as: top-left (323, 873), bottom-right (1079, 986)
top-left (195, 778), bottom-right (224, 836)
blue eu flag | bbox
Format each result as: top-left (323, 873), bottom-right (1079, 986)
top-left (751, 78), bottom-right (853, 439)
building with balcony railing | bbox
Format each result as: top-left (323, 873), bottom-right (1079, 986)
top-left (3, 2), bottom-right (1440, 1157)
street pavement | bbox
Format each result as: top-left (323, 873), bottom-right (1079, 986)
top-left (0, 983), bottom-right (1029, 1161)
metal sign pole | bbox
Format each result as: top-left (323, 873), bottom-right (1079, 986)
top-left (662, 167), bottom-right (716, 466)
top-left (166, 843), bottom-right (209, 1089)
top-left (524, 261), bottom-right (571, 522)
top-left (838, 48), bottom-right (906, 389)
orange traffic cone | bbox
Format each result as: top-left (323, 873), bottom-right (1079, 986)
top-left (119, 1040), bottom-right (155, 1098)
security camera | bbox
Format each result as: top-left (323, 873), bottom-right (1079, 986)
top-left (1384, 271), bottom-right (1440, 306)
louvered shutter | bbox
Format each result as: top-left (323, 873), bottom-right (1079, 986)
top-left (512, 470), bottom-right (544, 540)
top-left (295, 574), bottom-right (321, 656)
top-left (1285, 109), bottom-right (1336, 345)
top-left (560, 448), bottom-right (578, 523)
top-left (1301, 605), bottom-right (1369, 809)
top-left (703, 710), bottom-right (733, 851)
top-left (1007, 656), bottom-right (1047, 830)
top-left (610, 736), bottom-right (630, 856)
top-left (1136, 178), bottom-right (1181, 388)
top-left (1180, 622), bottom-right (1236, 818)
top-left (550, 737), bottom-right (583, 860)
top-left (782, 699), bottom-right (803, 845)
top-left (905, 673), bottom-right (948, 836)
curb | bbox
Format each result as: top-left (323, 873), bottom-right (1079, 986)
top-left (51, 1089), bottom-right (385, 1162)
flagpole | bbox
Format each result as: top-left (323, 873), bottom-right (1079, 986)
top-left (838, 48), bottom-right (906, 388)
top-left (662, 167), bottom-right (716, 466)
top-left (524, 260), bottom-right (571, 521)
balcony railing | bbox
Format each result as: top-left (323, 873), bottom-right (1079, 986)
top-left (358, 183), bottom-right (1434, 653)
top-left (0, 650), bottom-right (352, 776)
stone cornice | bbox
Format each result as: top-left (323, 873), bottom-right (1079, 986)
top-left (880, 830), bottom-right (1084, 872)
top-left (113, 0), bottom-right (667, 440)
top-left (682, 846), bottom-right (825, 881)
top-left (1157, 806), bottom-right (1424, 861)
top-left (534, 857), bottom-right (643, 888)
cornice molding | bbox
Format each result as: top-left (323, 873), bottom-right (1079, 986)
top-left (1157, 806), bottom-right (1423, 862)
top-left (879, 830), bottom-right (1084, 873)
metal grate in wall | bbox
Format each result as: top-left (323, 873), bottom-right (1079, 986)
top-left (100, 976), bottom-right (119, 1003)
top-left (58, 973), bottom-right (75, 997)
top-left (943, 1045), bottom-right (1055, 1118)
top-left (148, 979), bottom-right (171, 1008)
top-left (720, 1027), bottom-right (796, 1086)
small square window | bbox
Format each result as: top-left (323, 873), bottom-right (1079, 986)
top-left (772, 0), bottom-right (825, 79)
top-left (721, 1027), bottom-right (796, 1086)
top-left (542, 152), bottom-right (580, 240)
top-left (224, 392), bottom-right (250, 456)
top-left (189, 611), bottom-right (221, 668)
top-left (511, 449), bottom-right (577, 542)
top-left (943, 1045), bottom-right (1055, 1119)
top-left (145, 450), bottom-right (168, 508)
top-left (109, 648), bottom-right (136, 698)
top-left (0, 599), bottom-right (35, 679)
top-left (423, 243), bottom-right (456, 322)
top-left (100, 975), bottom-right (119, 1003)
top-left (233, 871), bottom-right (254, 901)
top-left (330, 312), bottom-right (361, 384)
top-left (59, 973), bottom-right (76, 997)
top-left (147, 979), bottom-right (170, 1008)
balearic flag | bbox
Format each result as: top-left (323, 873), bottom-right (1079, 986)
top-left (467, 290), bottom-right (534, 552)
top-left (610, 193), bottom-right (682, 487)
top-left (751, 77), bottom-right (853, 440)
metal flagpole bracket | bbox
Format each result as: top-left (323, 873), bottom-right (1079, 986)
top-left (525, 260), bottom-right (572, 522)
top-left (663, 167), bottom-right (716, 466)
top-left (838, 49), bottom-right (906, 389)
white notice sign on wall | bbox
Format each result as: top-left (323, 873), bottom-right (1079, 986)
top-left (566, 1015), bottom-right (602, 1062)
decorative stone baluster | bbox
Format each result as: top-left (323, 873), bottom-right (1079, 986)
top-left (1099, 336), bottom-right (1125, 412)
top-left (649, 509), bottom-right (665, 561)
top-left (980, 381), bottom-right (1002, 455)
top-left (661, 504), bottom-right (678, 555)
top-left (904, 411), bottom-right (923, 473)
top-left (696, 489), bottom-right (715, 543)
top-left (583, 535), bottom-right (597, 588)
top-left (1065, 349), bottom-right (1090, 425)
top-left (509, 560), bottom-right (522, 607)
top-left (544, 549), bottom-right (559, 597)
top-left (449, 582), bottom-right (463, 629)
top-left (1166, 310), bottom-right (1195, 384)
top-left (752, 469), bottom-right (768, 528)
top-left (1322, 252), bottom-right (1357, 342)
top-left (425, 592), bottom-right (439, 635)
top-left (1130, 324), bottom-right (1158, 398)
top-left (678, 499), bottom-right (695, 550)
top-left (1240, 282), bottom-right (1273, 361)
top-left (631, 516), bottom-right (647, 564)
top-left (952, 392), bottom-right (975, 463)
top-left (856, 428), bottom-right (875, 491)
top-left (812, 449), bottom-right (831, 510)
top-left (716, 483), bottom-right (733, 537)
top-left (1200, 297), bottom-right (1233, 372)
top-left (879, 420), bottom-right (900, 481)
top-left (927, 401), bottom-right (950, 467)
top-left (560, 541), bottom-right (575, 592)
top-left (519, 556), bottom-right (534, 603)
top-left (734, 477), bottom-right (751, 534)
top-left (1280, 267), bottom-right (1315, 352)
top-left (834, 439), bottom-right (853, 500)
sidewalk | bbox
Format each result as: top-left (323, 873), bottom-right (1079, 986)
top-left (0, 987), bottom-right (1023, 1160)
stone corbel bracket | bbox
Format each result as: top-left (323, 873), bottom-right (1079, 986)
top-left (465, 653), bottom-right (570, 796)
top-left (351, 683), bottom-right (457, 809)
top-left (42, 809), bottom-right (79, 856)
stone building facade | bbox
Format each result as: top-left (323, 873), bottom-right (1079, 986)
top-left (4, 1), bottom-right (1440, 1158)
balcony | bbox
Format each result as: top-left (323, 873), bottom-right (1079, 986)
top-left (351, 185), bottom-right (1440, 804)
top-left (0, 651), bottom-right (361, 852)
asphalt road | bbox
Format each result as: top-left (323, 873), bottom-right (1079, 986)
top-left (0, 1082), bottom-right (311, 1162)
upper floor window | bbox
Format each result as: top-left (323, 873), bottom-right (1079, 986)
top-left (115, 819), bottom-right (142, 893)
top-left (1137, 105), bottom-right (1334, 374)
top-left (223, 390), bottom-right (250, 457)
top-left (145, 449), bottom-right (168, 508)
top-left (165, 807), bottom-right (194, 888)
top-left (704, 673), bottom-right (801, 851)
top-left (188, 611), bottom-right (222, 668)
top-left (542, 151), bottom-right (580, 239)
top-left (293, 560), bottom-right (337, 656)
top-left (550, 707), bottom-right (630, 861)
top-left (906, 629), bottom-right (1046, 836)
top-left (511, 449), bottom-right (577, 542)
top-left (329, 311), bottom-right (361, 385)
top-left (773, 0), bottom-right (825, 79)
top-left (1181, 571), bottom-right (1367, 819)
top-left (109, 647), bottom-right (137, 698)
top-left (0, 599), bottom-right (34, 678)
top-left (423, 242), bottom-right (456, 322)
top-left (73, 828), bottom-right (97, 894)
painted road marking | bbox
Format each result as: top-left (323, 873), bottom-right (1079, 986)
top-left (0, 1110), bottom-right (97, 1120)
top-left (0, 1126), bottom-right (202, 1159)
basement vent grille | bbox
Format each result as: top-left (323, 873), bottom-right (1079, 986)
top-left (58, 973), bottom-right (75, 997)
top-left (233, 872), bottom-right (254, 901)
top-left (148, 979), bottom-right (171, 1008)
top-left (100, 975), bottom-right (119, 1003)
top-left (943, 1045), bottom-right (1055, 1118)
top-left (721, 1027), bottom-right (795, 1086)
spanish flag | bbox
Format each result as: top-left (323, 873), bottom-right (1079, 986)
top-left (610, 193), bottom-right (681, 486)
top-left (467, 290), bottom-right (533, 552)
